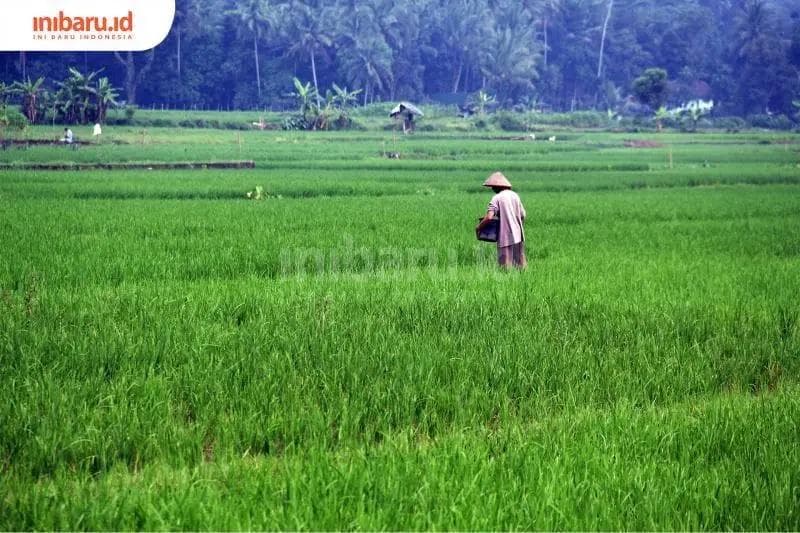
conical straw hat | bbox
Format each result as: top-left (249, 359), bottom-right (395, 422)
top-left (483, 171), bottom-right (512, 188)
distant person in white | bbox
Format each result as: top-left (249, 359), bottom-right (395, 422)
top-left (61, 128), bottom-right (73, 144)
top-left (475, 171), bottom-right (527, 269)
top-left (93, 123), bottom-right (102, 137)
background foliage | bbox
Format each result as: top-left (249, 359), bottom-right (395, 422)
top-left (1, 0), bottom-right (799, 118)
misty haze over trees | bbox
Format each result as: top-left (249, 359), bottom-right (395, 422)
top-left (1, 0), bottom-right (799, 118)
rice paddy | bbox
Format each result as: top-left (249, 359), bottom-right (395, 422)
top-left (1, 125), bottom-right (799, 529)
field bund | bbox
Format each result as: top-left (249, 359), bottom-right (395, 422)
top-left (1, 127), bottom-right (799, 529)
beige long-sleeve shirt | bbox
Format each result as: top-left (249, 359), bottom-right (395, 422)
top-left (488, 189), bottom-right (526, 247)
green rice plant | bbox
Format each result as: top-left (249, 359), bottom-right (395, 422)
top-left (0, 126), bottom-right (798, 530)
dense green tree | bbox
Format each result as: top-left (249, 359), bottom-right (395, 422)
top-left (550, 0), bottom-right (602, 109)
top-left (539, 0), bottom-right (562, 68)
top-left (733, 0), bottom-right (789, 114)
top-left (377, 0), bottom-right (430, 99)
top-left (173, 0), bottom-right (203, 80)
top-left (337, 34), bottom-right (393, 105)
top-left (227, 0), bottom-right (275, 102)
top-left (790, 18), bottom-right (800, 70)
top-left (432, 0), bottom-right (493, 93)
top-left (633, 67), bottom-right (668, 110)
top-left (1, 0), bottom-right (799, 116)
top-left (283, 1), bottom-right (336, 107)
top-left (481, 26), bottom-right (540, 104)
top-left (332, 0), bottom-right (393, 104)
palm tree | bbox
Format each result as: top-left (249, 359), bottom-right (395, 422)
top-left (597, 0), bottom-right (614, 78)
top-left (284, 1), bottom-right (336, 108)
top-left (480, 26), bottom-right (539, 103)
top-left (373, 0), bottom-right (428, 99)
top-left (436, 0), bottom-right (493, 93)
top-left (733, 0), bottom-right (781, 113)
top-left (11, 77), bottom-right (46, 124)
top-left (539, 0), bottom-right (562, 68)
top-left (173, 0), bottom-right (202, 79)
top-left (736, 0), bottom-right (770, 59)
top-left (337, 33), bottom-right (393, 105)
top-left (227, 0), bottom-right (273, 102)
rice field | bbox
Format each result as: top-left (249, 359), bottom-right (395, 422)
top-left (1, 126), bottom-right (799, 530)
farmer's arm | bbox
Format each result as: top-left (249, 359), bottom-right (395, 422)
top-left (475, 209), bottom-right (495, 234)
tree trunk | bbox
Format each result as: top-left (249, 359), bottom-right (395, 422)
top-left (310, 50), bottom-right (321, 108)
top-left (25, 95), bottom-right (37, 124)
top-left (122, 54), bottom-right (137, 105)
top-left (543, 17), bottom-right (548, 67)
top-left (597, 0), bottom-right (613, 78)
top-left (114, 50), bottom-right (156, 105)
top-left (177, 30), bottom-right (182, 79)
top-left (254, 35), bottom-right (261, 101)
top-left (452, 60), bottom-right (463, 93)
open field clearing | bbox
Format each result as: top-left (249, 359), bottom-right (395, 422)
top-left (1, 129), bottom-right (799, 529)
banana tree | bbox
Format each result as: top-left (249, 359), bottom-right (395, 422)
top-left (680, 105), bottom-right (708, 132)
top-left (331, 84), bottom-right (361, 112)
top-left (292, 77), bottom-right (318, 121)
top-left (90, 77), bottom-right (119, 124)
top-left (55, 68), bottom-right (100, 124)
top-left (654, 106), bottom-right (670, 131)
top-left (470, 90), bottom-right (496, 116)
top-left (10, 77), bottom-right (45, 124)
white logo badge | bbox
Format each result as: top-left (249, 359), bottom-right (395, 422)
top-left (0, 1), bottom-right (175, 51)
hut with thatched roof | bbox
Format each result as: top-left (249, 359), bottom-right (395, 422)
top-left (389, 102), bottom-right (424, 134)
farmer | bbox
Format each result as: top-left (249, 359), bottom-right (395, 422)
top-left (475, 171), bottom-right (527, 269)
top-left (61, 128), bottom-right (73, 144)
